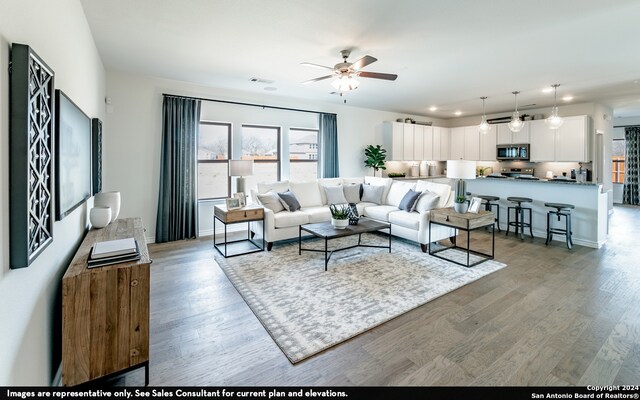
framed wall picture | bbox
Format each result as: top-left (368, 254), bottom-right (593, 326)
top-left (233, 192), bottom-right (246, 207)
top-left (226, 197), bottom-right (241, 210)
top-left (468, 197), bottom-right (483, 214)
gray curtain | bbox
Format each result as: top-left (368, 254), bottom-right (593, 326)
top-left (156, 96), bottom-right (201, 242)
top-left (623, 126), bottom-right (640, 205)
top-left (318, 113), bottom-right (339, 178)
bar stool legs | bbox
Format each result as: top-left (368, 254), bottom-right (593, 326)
top-left (545, 203), bottom-right (575, 249)
top-left (506, 197), bottom-right (533, 240)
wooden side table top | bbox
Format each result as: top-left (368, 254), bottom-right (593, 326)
top-left (214, 204), bottom-right (265, 223)
top-left (430, 207), bottom-right (495, 230)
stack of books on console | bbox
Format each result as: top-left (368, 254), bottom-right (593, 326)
top-left (87, 237), bottom-right (141, 268)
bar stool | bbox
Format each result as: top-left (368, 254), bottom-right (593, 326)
top-left (477, 195), bottom-right (501, 232)
top-left (545, 203), bottom-right (575, 249)
top-left (506, 197), bottom-right (533, 240)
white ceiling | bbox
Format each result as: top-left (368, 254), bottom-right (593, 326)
top-left (80, 0), bottom-right (640, 119)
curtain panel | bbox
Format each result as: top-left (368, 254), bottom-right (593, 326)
top-left (156, 96), bottom-right (201, 242)
top-left (318, 113), bottom-right (339, 178)
top-left (623, 126), bottom-right (640, 205)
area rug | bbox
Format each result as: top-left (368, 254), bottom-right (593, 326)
top-left (214, 234), bottom-right (506, 363)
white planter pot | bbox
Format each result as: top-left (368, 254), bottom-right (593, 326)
top-left (331, 218), bottom-right (349, 229)
top-left (94, 191), bottom-right (121, 222)
top-left (90, 207), bottom-right (112, 228)
top-left (454, 202), bottom-right (468, 213)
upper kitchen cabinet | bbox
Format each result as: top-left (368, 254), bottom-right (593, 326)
top-left (479, 123), bottom-right (497, 161)
top-left (384, 121), bottom-right (436, 161)
top-left (496, 122), bottom-right (530, 145)
top-left (450, 127), bottom-right (465, 160)
top-left (402, 123), bottom-right (415, 160)
top-left (464, 126), bottom-right (480, 161)
top-left (432, 126), bottom-right (450, 161)
top-left (530, 115), bottom-right (591, 162)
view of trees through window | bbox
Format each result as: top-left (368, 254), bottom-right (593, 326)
top-left (197, 122), bottom-right (230, 199)
top-left (289, 128), bottom-right (318, 181)
top-left (612, 139), bottom-right (625, 184)
top-left (241, 125), bottom-right (280, 192)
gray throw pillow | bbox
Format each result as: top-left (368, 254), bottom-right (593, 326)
top-left (343, 183), bottom-right (361, 204)
top-left (361, 184), bottom-right (385, 205)
top-left (256, 191), bottom-right (285, 213)
top-left (277, 190), bottom-right (301, 212)
top-left (414, 191), bottom-right (440, 213)
top-left (399, 189), bottom-right (422, 212)
top-left (324, 186), bottom-right (348, 205)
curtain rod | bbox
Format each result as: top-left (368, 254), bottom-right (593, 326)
top-left (613, 124), bottom-right (640, 128)
top-left (163, 93), bottom-right (337, 116)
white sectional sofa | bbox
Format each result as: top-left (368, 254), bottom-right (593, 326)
top-left (250, 176), bottom-right (456, 252)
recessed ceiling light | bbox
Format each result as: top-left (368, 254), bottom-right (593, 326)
top-left (542, 87), bottom-right (553, 93)
top-left (429, 106), bottom-right (438, 112)
top-left (264, 87), bottom-right (277, 91)
top-left (454, 111), bottom-right (462, 116)
top-left (562, 95), bottom-right (573, 101)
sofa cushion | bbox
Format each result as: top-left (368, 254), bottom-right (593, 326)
top-left (361, 184), bottom-right (385, 204)
top-left (398, 189), bottom-right (422, 211)
top-left (257, 180), bottom-right (289, 194)
top-left (364, 205), bottom-right (399, 221)
top-left (415, 181), bottom-right (452, 208)
top-left (277, 190), bottom-right (301, 212)
top-left (414, 191), bottom-right (440, 213)
top-left (273, 211), bottom-right (309, 228)
top-left (356, 202), bottom-right (377, 216)
top-left (300, 206), bottom-right (332, 223)
top-left (343, 183), bottom-right (361, 204)
top-left (388, 210), bottom-right (420, 230)
top-left (318, 178), bottom-right (343, 205)
top-left (324, 185), bottom-right (348, 205)
top-left (256, 191), bottom-right (285, 213)
top-left (341, 177), bottom-right (365, 185)
top-left (386, 181), bottom-right (417, 207)
top-left (364, 176), bottom-right (392, 203)
top-left (289, 181), bottom-right (323, 208)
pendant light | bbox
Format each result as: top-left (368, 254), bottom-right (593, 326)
top-left (478, 96), bottom-right (491, 134)
top-left (545, 84), bottom-right (564, 129)
top-left (508, 91), bottom-right (525, 133)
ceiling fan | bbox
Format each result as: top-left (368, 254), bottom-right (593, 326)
top-left (301, 50), bottom-right (398, 94)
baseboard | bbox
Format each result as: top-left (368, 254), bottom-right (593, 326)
top-left (494, 223), bottom-right (599, 249)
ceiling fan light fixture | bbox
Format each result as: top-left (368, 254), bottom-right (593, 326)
top-left (478, 96), bottom-right (491, 134)
top-left (545, 84), bottom-right (564, 130)
top-left (331, 74), bottom-right (359, 92)
top-left (508, 91), bottom-right (525, 133)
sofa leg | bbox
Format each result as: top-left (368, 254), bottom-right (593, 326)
top-left (450, 235), bottom-right (457, 245)
top-left (420, 243), bottom-right (428, 253)
top-left (267, 242), bottom-right (273, 251)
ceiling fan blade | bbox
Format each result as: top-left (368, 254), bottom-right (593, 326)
top-left (358, 71), bottom-right (398, 81)
top-left (300, 62), bottom-right (335, 71)
top-left (301, 75), bottom-right (334, 84)
top-left (350, 55), bottom-right (377, 71)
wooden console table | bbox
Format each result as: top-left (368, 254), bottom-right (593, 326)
top-left (62, 217), bottom-right (151, 386)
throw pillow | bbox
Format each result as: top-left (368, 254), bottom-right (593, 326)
top-left (256, 191), bottom-right (285, 213)
top-left (277, 190), bottom-right (301, 212)
top-left (414, 191), bottom-right (440, 213)
top-left (342, 183), bottom-right (361, 204)
top-left (324, 185), bottom-right (348, 205)
top-left (361, 184), bottom-right (385, 205)
top-left (398, 189), bottom-right (422, 212)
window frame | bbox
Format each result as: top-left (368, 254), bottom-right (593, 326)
top-left (197, 121), bottom-right (232, 201)
top-left (612, 138), bottom-right (625, 184)
top-left (289, 127), bottom-right (319, 180)
top-left (241, 124), bottom-right (282, 182)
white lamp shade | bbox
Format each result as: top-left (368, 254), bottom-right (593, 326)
top-left (446, 160), bottom-right (476, 180)
top-left (229, 160), bottom-right (254, 176)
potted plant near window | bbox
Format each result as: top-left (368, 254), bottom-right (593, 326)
top-left (364, 144), bottom-right (387, 177)
top-left (454, 195), bottom-right (468, 213)
top-left (329, 204), bottom-right (349, 229)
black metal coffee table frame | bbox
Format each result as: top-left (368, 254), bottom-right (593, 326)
top-left (299, 218), bottom-right (391, 271)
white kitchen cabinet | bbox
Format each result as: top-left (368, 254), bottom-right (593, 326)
top-left (422, 125), bottom-right (433, 161)
top-left (403, 123), bottom-right (415, 160)
top-left (529, 116), bottom-right (591, 162)
top-left (496, 122), bottom-right (530, 144)
top-left (413, 124), bottom-right (424, 160)
top-left (450, 127), bottom-right (465, 160)
top-left (464, 126), bottom-right (480, 161)
top-left (383, 122), bottom-right (404, 161)
top-left (530, 120), bottom-right (555, 161)
top-left (439, 127), bottom-right (450, 161)
top-left (479, 123), bottom-right (497, 161)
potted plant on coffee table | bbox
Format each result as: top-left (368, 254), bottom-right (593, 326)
top-left (329, 204), bottom-right (349, 229)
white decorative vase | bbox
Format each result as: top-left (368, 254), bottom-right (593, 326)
top-left (90, 206), bottom-right (112, 228)
top-left (454, 202), bottom-right (468, 213)
top-left (94, 191), bottom-right (121, 222)
top-left (331, 218), bottom-right (349, 230)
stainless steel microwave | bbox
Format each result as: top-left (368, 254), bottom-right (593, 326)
top-left (496, 144), bottom-right (529, 160)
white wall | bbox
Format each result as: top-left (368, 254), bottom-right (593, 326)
top-left (0, 0), bottom-right (105, 385)
top-left (105, 71), bottom-right (446, 240)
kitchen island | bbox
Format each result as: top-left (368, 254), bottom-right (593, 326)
top-left (466, 177), bottom-right (608, 248)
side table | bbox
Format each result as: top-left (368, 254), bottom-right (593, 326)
top-left (429, 208), bottom-right (495, 267)
top-left (214, 204), bottom-right (265, 257)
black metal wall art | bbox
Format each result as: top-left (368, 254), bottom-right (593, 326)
top-left (92, 118), bottom-right (102, 195)
top-left (9, 43), bottom-right (55, 269)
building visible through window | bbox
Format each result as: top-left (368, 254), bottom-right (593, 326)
top-left (197, 122), bottom-right (230, 199)
top-left (289, 128), bottom-right (318, 181)
top-left (241, 125), bottom-right (281, 192)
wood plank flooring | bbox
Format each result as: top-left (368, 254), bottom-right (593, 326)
top-left (113, 205), bottom-right (640, 386)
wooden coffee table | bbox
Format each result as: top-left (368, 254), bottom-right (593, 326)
top-left (299, 218), bottom-right (391, 271)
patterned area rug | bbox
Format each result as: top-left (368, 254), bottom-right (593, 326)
top-left (215, 234), bottom-right (506, 363)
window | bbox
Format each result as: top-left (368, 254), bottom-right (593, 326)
top-left (197, 122), bottom-right (230, 200)
top-left (612, 139), bottom-right (625, 184)
top-left (241, 125), bottom-right (280, 192)
top-left (289, 128), bottom-right (318, 181)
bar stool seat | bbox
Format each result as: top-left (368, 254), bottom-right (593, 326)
top-left (545, 202), bottom-right (575, 249)
top-left (506, 197), bottom-right (533, 240)
top-left (476, 195), bottom-right (501, 232)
